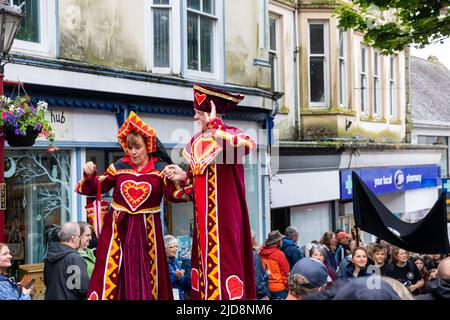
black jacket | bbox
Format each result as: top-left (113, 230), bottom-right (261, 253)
top-left (337, 256), bottom-right (368, 280)
top-left (44, 242), bottom-right (89, 300)
top-left (415, 278), bottom-right (450, 300)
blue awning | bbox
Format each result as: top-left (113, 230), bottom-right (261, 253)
top-left (4, 86), bottom-right (267, 122)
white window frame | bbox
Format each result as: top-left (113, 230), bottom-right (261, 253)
top-left (373, 50), bottom-right (380, 117)
top-left (145, 0), bottom-right (181, 74)
top-left (360, 45), bottom-right (368, 114)
top-left (389, 55), bottom-right (396, 119)
top-left (308, 20), bottom-right (329, 108)
top-left (11, 0), bottom-right (57, 57)
top-left (183, 0), bottom-right (223, 81)
top-left (269, 14), bottom-right (279, 92)
top-left (338, 29), bottom-right (347, 108)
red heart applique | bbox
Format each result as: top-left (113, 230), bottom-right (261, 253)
top-left (88, 292), bottom-right (99, 300)
top-left (191, 268), bottom-right (200, 292)
top-left (120, 181), bottom-right (152, 211)
top-left (195, 92), bottom-right (207, 105)
top-left (226, 275), bottom-right (244, 300)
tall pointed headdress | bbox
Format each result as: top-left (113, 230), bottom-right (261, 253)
top-left (117, 111), bottom-right (157, 154)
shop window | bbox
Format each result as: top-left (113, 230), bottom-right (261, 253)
top-left (290, 203), bottom-right (331, 248)
top-left (338, 202), bottom-right (373, 244)
top-left (4, 150), bottom-right (72, 277)
top-left (271, 207), bottom-right (290, 235)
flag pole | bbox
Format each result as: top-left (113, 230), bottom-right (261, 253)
top-left (355, 226), bottom-right (360, 247)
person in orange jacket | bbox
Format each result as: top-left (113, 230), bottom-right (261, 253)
top-left (259, 230), bottom-right (290, 300)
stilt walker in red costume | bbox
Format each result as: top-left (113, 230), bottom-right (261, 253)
top-left (76, 112), bottom-right (192, 300)
top-left (164, 84), bottom-right (257, 300)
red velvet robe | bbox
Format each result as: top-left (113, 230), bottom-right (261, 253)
top-left (76, 156), bottom-right (190, 300)
top-left (182, 119), bottom-right (257, 300)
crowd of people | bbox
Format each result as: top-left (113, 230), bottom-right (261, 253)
top-left (252, 226), bottom-right (450, 300)
top-left (1, 222), bottom-right (194, 300)
top-left (1, 223), bottom-right (450, 301)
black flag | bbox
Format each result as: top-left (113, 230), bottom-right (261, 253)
top-left (352, 171), bottom-right (450, 254)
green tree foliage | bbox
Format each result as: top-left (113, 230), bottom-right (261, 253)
top-left (335, 0), bottom-right (450, 55)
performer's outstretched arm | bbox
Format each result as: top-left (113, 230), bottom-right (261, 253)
top-left (162, 165), bottom-right (193, 203)
top-left (207, 118), bottom-right (256, 161)
top-left (75, 161), bottom-right (116, 196)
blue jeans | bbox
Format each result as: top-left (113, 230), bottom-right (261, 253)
top-left (270, 289), bottom-right (288, 300)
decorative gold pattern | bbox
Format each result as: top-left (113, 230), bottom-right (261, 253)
top-left (194, 84), bottom-right (243, 103)
top-left (199, 164), bottom-right (220, 300)
top-left (146, 214), bottom-right (158, 299)
top-left (103, 210), bottom-right (121, 300)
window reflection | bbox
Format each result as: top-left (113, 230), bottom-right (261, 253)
top-left (4, 150), bottom-right (71, 277)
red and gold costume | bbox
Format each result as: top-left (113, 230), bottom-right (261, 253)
top-left (182, 84), bottom-right (257, 300)
top-left (76, 113), bottom-right (191, 300)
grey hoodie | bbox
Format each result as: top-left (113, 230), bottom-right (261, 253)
top-left (44, 242), bottom-right (89, 300)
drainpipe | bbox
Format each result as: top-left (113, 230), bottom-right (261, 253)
top-left (293, 5), bottom-right (301, 140)
top-left (405, 47), bottom-right (411, 143)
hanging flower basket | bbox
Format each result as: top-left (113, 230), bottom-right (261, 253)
top-left (4, 125), bottom-right (41, 147)
top-left (0, 96), bottom-right (55, 149)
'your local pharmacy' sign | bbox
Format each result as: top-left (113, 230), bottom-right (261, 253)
top-left (340, 165), bottom-right (440, 200)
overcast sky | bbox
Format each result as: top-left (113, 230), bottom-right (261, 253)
top-left (410, 38), bottom-right (450, 69)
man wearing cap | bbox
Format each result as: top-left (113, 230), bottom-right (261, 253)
top-left (335, 231), bottom-right (351, 266)
top-left (286, 258), bottom-right (329, 300)
top-left (164, 84), bottom-right (256, 300)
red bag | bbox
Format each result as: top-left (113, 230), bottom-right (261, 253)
top-left (85, 177), bottom-right (109, 238)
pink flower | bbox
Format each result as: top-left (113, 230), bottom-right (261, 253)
top-left (48, 145), bottom-right (59, 153)
top-left (2, 112), bottom-right (6, 119)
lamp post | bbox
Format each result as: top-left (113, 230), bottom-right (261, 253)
top-left (0, 1), bottom-right (24, 242)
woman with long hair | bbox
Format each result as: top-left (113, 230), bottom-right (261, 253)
top-left (319, 231), bottom-right (338, 272)
top-left (389, 247), bottom-right (424, 295)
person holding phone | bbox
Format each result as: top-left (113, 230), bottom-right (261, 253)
top-left (0, 243), bottom-right (34, 300)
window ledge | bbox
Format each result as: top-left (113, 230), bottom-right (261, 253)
top-left (360, 116), bottom-right (387, 123)
top-left (390, 119), bottom-right (403, 125)
top-left (278, 106), bottom-right (290, 115)
top-left (301, 108), bottom-right (356, 116)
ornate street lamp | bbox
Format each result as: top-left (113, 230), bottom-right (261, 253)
top-left (0, 0), bottom-right (24, 242)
